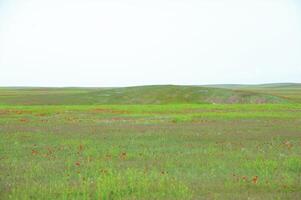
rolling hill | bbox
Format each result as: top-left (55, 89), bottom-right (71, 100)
top-left (0, 84), bottom-right (296, 105)
top-left (209, 83), bottom-right (301, 103)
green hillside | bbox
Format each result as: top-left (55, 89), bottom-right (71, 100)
top-left (0, 85), bottom-right (290, 105)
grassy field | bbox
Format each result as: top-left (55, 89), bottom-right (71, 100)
top-left (1, 85), bottom-right (301, 199)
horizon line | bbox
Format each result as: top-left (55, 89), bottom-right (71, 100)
top-left (0, 82), bottom-right (300, 88)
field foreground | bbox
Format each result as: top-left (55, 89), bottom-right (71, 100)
top-left (1, 104), bottom-right (301, 199)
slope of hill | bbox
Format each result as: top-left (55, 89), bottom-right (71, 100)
top-left (210, 83), bottom-right (301, 103)
top-left (0, 85), bottom-right (290, 105)
top-left (205, 83), bottom-right (301, 89)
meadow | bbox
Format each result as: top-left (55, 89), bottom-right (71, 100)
top-left (1, 85), bottom-right (301, 199)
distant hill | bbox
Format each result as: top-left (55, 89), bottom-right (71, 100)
top-left (253, 83), bottom-right (301, 89)
top-left (0, 85), bottom-right (293, 105)
top-left (204, 83), bottom-right (301, 89)
top-left (207, 83), bottom-right (301, 103)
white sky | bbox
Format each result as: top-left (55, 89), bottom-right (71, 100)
top-left (0, 0), bottom-right (300, 87)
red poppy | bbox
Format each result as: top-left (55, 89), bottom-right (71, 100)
top-left (252, 176), bottom-right (258, 184)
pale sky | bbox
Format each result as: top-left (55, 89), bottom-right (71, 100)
top-left (0, 0), bottom-right (300, 87)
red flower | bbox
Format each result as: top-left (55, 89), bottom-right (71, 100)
top-left (252, 176), bottom-right (258, 184)
top-left (31, 150), bottom-right (38, 155)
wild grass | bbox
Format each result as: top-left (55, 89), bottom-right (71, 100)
top-left (1, 104), bottom-right (301, 199)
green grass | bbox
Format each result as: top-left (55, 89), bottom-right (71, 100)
top-left (1, 104), bottom-right (301, 199)
top-left (1, 85), bottom-right (301, 199)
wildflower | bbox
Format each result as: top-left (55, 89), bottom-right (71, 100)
top-left (252, 176), bottom-right (258, 184)
top-left (31, 149), bottom-right (38, 155)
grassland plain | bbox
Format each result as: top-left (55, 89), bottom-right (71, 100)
top-left (1, 104), bottom-right (301, 199)
top-left (0, 85), bottom-right (301, 199)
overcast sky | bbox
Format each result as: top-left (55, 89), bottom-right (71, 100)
top-left (0, 0), bottom-right (300, 87)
